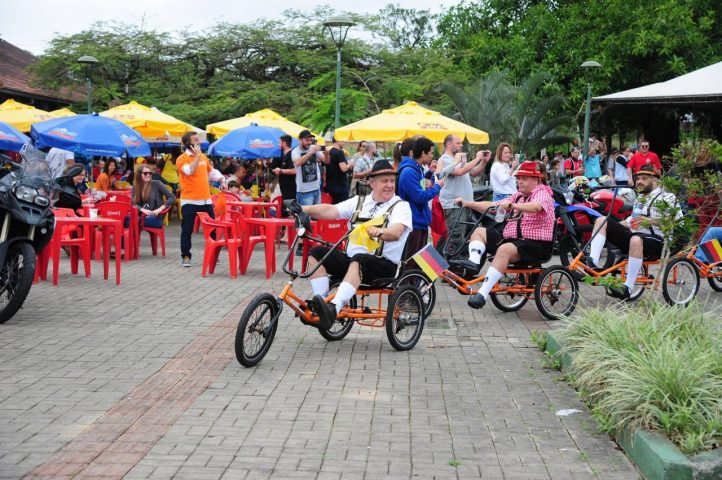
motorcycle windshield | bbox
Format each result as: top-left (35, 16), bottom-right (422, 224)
top-left (17, 145), bottom-right (53, 197)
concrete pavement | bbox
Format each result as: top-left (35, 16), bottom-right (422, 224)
top-left (4, 222), bottom-right (715, 478)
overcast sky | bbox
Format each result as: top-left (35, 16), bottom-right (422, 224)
top-left (1, 0), bottom-right (450, 55)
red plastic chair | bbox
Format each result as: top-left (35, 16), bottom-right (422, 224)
top-left (301, 219), bottom-right (348, 272)
top-left (94, 201), bottom-right (135, 261)
top-left (228, 209), bottom-right (273, 277)
top-left (196, 212), bottom-right (242, 278)
top-left (47, 208), bottom-right (93, 285)
top-left (139, 207), bottom-right (170, 257)
top-left (272, 196), bottom-right (283, 219)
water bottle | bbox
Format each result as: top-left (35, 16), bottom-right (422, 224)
top-left (632, 203), bottom-right (642, 218)
top-left (495, 205), bottom-right (506, 222)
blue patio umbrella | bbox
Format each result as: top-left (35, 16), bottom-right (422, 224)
top-left (0, 121), bottom-right (30, 152)
top-left (30, 113), bottom-right (151, 157)
top-left (207, 123), bottom-right (298, 158)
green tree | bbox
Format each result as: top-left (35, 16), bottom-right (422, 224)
top-left (442, 71), bottom-right (572, 156)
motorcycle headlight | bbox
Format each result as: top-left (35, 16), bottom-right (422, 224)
top-left (34, 196), bottom-right (50, 207)
top-left (15, 185), bottom-right (39, 203)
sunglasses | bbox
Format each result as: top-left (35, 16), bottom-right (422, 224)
top-left (141, 171), bottom-right (152, 175)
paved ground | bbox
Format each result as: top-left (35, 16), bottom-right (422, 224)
top-left (2, 223), bottom-right (719, 479)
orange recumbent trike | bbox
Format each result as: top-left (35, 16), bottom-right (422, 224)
top-left (234, 210), bottom-right (429, 368)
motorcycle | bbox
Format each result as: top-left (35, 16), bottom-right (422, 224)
top-left (552, 177), bottom-right (635, 268)
top-left (0, 146), bottom-right (55, 323)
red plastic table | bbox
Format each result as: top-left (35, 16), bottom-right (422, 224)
top-left (243, 217), bottom-right (299, 277)
top-left (52, 217), bottom-right (123, 285)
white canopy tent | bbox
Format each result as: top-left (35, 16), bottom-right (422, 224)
top-left (594, 61), bottom-right (722, 105)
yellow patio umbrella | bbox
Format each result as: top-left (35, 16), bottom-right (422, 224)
top-left (206, 108), bottom-right (325, 145)
top-left (100, 101), bottom-right (193, 137)
top-left (334, 101), bottom-right (489, 144)
top-left (0, 99), bottom-right (56, 132)
top-left (49, 107), bottom-right (77, 118)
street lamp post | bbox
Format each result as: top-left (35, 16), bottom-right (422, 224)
top-left (323, 16), bottom-right (355, 130)
top-left (581, 60), bottom-right (602, 160)
top-left (77, 55), bottom-right (99, 114)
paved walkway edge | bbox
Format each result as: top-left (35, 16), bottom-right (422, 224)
top-left (545, 331), bottom-right (722, 480)
top-left (23, 293), bottom-right (256, 480)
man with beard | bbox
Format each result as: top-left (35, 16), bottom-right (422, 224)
top-left (586, 164), bottom-right (682, 299)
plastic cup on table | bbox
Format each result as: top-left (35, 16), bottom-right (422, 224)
top-left (89, 208), bottom-right (99, 219)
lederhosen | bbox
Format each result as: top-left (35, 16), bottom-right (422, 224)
top-left (485, 194), bottom-right (554, 264)
top-left (606, 191), bottom-right (665, 259)
top-left (309, 195), bottom-right (401, 282)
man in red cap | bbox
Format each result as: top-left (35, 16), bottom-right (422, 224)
top-left (454, 161), bottom-right (555, 309)
top-left (586, 164), bottom-right (681, 299)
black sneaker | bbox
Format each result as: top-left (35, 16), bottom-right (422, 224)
top-left (313, 295), bottom-right (337, 330)
top-left (467, 293), bottom-right (486, 309)
top-left (581, 255), bottom-right (600, 270)
top-left (295, 244), bottom-right (304, 257)
top-left (608, 284), bottom-right (630, 300)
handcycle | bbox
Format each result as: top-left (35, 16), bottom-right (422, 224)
top-left (438, 204), bottom-right (579, 321)
top-left (234, 209), bottom-right (429, 368)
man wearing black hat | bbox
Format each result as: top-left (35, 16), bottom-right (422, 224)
top-left (295, 160), bottom-right (413, 330)
top-left (586, 164), bottom-right (682, 299)
top-left (292, 129), bottom-right (329, 206)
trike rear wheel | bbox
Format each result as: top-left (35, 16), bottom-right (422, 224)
top-left (489, 273), bottom-right (529, 312)
top-left (385, 285), bottom-right (425, 351)
top-left (662, 258), bottom-right (699, 306)
top-left (534, 266), bottom-right (579, 320)
top-left (318, 283), bottom-right (356, 341)
top-left (397, 269), bottom-right (436, 318)
top-left (235, 293), bottom-right (279, 367)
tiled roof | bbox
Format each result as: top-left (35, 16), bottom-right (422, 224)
top-left (0, 39), bottom-right (84, 103)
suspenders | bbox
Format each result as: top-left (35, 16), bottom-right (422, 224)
top-left (350, 195), bottom-right (402, 257)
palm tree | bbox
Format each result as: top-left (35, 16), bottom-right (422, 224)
top-left (442, 71), bottom-right (572, 157)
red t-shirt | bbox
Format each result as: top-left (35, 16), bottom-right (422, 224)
top-left (627, 151), bottom-right (661, 174)
top-left (564, 157), bottom-right (583, 175)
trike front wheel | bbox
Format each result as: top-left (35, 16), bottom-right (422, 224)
top-left (385, 285), bottom-right (425, 351)
top-left (235, 293), bottom-right (279, 367)
top-left (489, 273), bottom-right (529, 312)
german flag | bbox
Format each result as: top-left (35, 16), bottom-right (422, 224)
top-left (699, 239), bottom-right (722, 264)
top-left (411, 244), bottom-right (449, 281)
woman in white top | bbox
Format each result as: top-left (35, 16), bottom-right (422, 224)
top-left (490, 142), bottom-right (519, 201)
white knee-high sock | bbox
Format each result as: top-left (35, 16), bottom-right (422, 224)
top-left (625, 257), bottom-right (643, 291)
top-left (468, 240), bottom-right (486, 264)
top-left (477, 267), bottom-right (503, 300)
top-left (589, 234), bottom-right (607, 266)
top-left (310, 276), bottom-right (329, 297)
top-left (331, 282), bottom-right (356, 313)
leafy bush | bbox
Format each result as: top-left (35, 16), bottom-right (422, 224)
top-left (561, 301), bottom-right (722, 454)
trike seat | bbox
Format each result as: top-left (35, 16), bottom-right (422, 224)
top-left (507, 262), bottom-right (544, 270)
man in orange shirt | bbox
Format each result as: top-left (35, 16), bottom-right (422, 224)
top-left (177, 132), bottom-right (226, 267)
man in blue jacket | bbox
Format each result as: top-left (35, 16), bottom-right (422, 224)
top-left (397, 136), bottom-right (446, 263)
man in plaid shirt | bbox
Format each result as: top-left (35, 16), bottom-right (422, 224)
top-left (453, 161), bottom-right (555, 309)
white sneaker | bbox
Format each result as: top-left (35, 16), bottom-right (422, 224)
top-left (181, 256), bottom-right (191, 268)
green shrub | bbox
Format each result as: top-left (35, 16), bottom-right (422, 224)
top-left (561, 301), bottom-right (722, 454)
